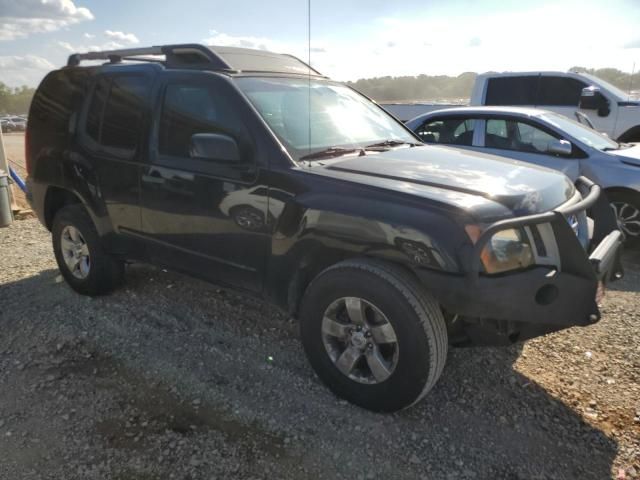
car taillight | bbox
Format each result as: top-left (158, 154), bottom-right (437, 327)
top-left (24, 127), bottom-right (31, 175)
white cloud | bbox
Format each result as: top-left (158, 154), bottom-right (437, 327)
top-left (105, 30), bottom-right (139, 45)
top-left (0, 55), bottom-right (55, 86)
top-left (0, 0), bottom-right (93, 41)
top-left (57, 30), bottom-right (138, 54)
top-left (202, 30), bottom-right (326, 68)
top-left (203, 30), bottom-right (284, 52)
top-left (57, 40), bottom-right (124, 53)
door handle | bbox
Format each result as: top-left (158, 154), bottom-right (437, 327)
top-left (141, 174), bottom-right (165, 185)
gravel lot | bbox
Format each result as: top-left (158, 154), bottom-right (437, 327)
top-left (1, 218), bottom-right (639, 479)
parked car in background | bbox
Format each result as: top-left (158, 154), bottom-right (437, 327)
top-left (1, 118), bottom-right (16, 132)
top-left (406, 106), bottom-right (640, 242)
top-left (0, 116), bottom-right (27, 132)
top-left (26, 44), bottom-right (622, 412)
top-left (383, 71), bottom-right (640, 143)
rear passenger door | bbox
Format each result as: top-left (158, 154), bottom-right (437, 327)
top-left (139, 72), bottom-right (268, 292)
top-left (79, 70), bottom-right (154, 233)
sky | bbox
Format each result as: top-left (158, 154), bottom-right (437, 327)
top-left (1, 0), bottom-right (640, 87)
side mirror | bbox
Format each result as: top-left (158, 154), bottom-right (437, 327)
top-left (189, 133), bottom-right (240, 163)
top-left (579, 86), bottom-right (610, 117)
top-left (548, 139), bottom-right (572, 156)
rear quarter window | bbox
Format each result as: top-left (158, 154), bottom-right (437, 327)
top-left (30, 69), bottom-right (89, 138)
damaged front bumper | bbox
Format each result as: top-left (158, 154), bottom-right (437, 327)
top-left (418, 177), bottom-right (624, 344)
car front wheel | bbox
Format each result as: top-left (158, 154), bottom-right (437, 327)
top-left (609, 192), bottom-right (640, 245)
top-left (300, 259), bottom-right (448, 412)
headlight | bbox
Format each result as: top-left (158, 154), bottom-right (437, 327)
top-left (481, 228), bottom-right (534, 274)
top-left (466, 226), bottom-right (535, 274)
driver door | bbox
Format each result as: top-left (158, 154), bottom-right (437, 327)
top-left (139, 72), bottom-right (269, 292)
top-left (481, 117), bottom-right (581, 181)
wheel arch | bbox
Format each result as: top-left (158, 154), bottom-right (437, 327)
top-left (286, 252), bottom-right (424, 319)
top-left (43, 185), bottom-right (115, 238)
top-left (603, 186), bottom-right (640, 199)
top-left (44, 186), bottom-right (83, 231)
top-left (617, 125), bottom-right (640, 143)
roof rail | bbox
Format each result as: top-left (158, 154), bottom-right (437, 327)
top-left (67, 43), bottom-right (232, 70)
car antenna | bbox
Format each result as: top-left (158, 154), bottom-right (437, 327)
top-left (306, 0), bottom-right (313, 168)
top-left (628, 61), bottom-right (636, 100)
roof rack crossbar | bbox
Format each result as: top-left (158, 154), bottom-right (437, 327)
top-left (67, 43), bottom-right (232, 70)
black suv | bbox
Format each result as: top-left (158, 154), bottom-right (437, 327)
top-left (26, 44), bottom-right (623, 412)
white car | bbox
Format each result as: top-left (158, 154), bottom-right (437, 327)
top-left (406, 106), bottom-right (640, 242)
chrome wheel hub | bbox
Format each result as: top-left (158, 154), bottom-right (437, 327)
top-left (321, 297), bottom-right (399, 384)
top-left (61, 225), bottom-right (90, 279)
top-left (612, 202), bottom-right (640, 239)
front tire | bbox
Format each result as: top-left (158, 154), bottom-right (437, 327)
top-left (52, 205), bottom-right (124, 296)
top-left (300, 259), bottom-right (448, 412)
top-left (609, 191), bottom-right (640, 246)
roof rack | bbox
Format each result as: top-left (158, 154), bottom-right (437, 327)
top-left (66, 43), bottom-right (325, 77)
top-left (67, 44), bottom-right (232, 70)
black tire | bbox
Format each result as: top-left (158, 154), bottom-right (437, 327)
top-left (299, 259), bottom-right (448, 412)
top-left (52, 204), bottom-right (124, 295)
top-left (608, 191), bottom-right (640, 246)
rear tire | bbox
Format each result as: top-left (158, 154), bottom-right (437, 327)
top-left (52, 204), bottom-right (124, 295)
top-left (299, 259), bottom-right (448, 412)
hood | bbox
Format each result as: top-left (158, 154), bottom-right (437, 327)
top-left (607, 143), bottom-right (640, 167)
top-left (316, 145), bottom-right (575, 220)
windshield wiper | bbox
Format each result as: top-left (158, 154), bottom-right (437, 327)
top-left (299, 146), bottom-right (363, 161)
top-left (364, 139), bottom-right (421, 149)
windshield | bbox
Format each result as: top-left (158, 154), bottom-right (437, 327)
top-left (541, 112), bottom-right (620, 151)
top-left (235, 77), bottom-right (417, 161)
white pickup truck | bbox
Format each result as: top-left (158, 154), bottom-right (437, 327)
top-left (381, 71), bottom-right (640, 142)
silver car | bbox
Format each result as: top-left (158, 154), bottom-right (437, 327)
top-left (406, 106), bottom-right (640, 242)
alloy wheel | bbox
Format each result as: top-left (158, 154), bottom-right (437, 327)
top-left (60, 225), bottom-right (91, 279)
top-left (321, 297), bottom-right (399, 384)
top-left (612, 202), bottom-right (640, 239)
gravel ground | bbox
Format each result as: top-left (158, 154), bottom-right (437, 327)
top-left (0, 218), bottom-right (638, 479)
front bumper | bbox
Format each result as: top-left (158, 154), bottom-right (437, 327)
top-left (417, 177), bottom-right (623, 341)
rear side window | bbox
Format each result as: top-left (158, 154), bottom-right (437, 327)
top-left (485, 76), bottom-right (539, 105)
top-left (537, 77), bottom-right (587, 106)
top-left (416, 118), bottom-right (475, 146)
top-left (102, 76), bottom-right (148, 150)
top-left (84, 75), bottom-right (150, 153)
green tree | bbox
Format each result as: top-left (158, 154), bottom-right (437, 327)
top-left (0, 82), bottom-right (35, 115)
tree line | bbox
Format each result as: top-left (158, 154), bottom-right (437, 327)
top-left (1, 66), bottom-right (638, 114)
top-left (347, 66), bottom-right (640, 102)
top-left (0, 83), bottom-right (35, 115)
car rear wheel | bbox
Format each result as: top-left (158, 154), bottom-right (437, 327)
top-left (609, 192), bottom-right (640, 245)
top-left (300, 259), bottom-right (448, 412)
top-left (52, 204), bottom-right (124, 295)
